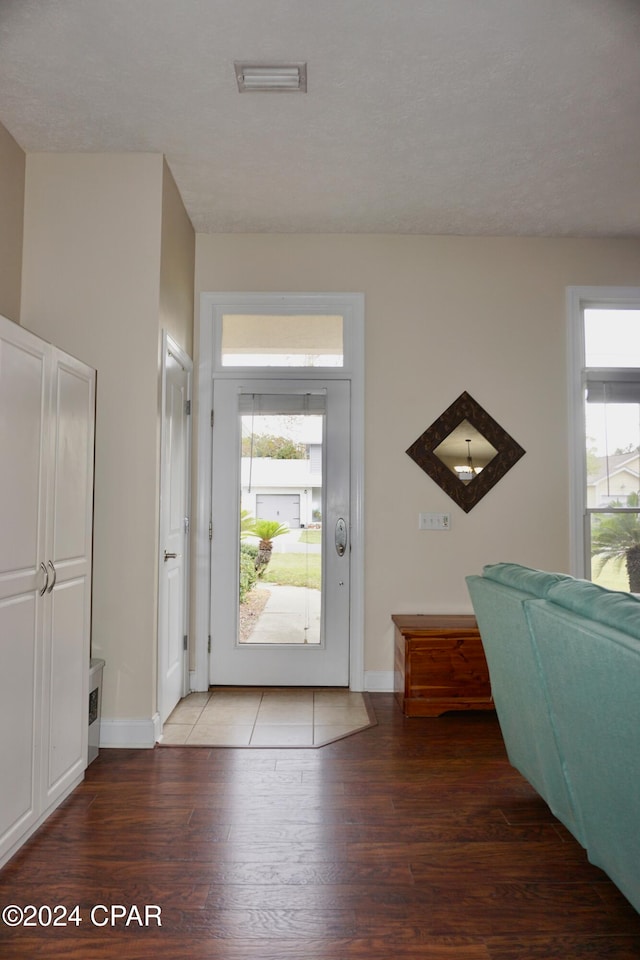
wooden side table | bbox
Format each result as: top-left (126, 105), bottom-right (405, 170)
top-left (392, 614), bottom-right (494, 717)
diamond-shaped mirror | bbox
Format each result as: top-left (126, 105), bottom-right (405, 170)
top-left (406, 392), bottom-right (525, 512)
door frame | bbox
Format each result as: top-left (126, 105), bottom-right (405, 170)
top-left (194, 293), bottom-right (365, 691)
top-left (157, 331), bottom-right (192, 723)
top-left (211, 377), bottom-right (351, 685)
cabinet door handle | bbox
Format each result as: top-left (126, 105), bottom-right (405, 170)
top-left (39, 561), bottom-right (49, 597)
top-left (47, 560), bottom-right (57, 593)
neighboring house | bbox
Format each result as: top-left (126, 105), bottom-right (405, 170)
top-left (587, 452), bottom-right (640, 507)
top-left (241, 444), bottom-right (322, 528)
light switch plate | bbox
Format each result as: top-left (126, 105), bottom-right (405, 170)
top-left (419, 512), bottom-right (451, 530)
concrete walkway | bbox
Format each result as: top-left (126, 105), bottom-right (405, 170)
top-left (247, 584), bottom-right (321, 644)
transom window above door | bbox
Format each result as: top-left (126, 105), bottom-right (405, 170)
top-left (208, 293), bottom-right (361, 377)
top-left (221, 313), bottom-right (344, 367)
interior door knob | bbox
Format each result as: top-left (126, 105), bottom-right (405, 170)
top-left (164, 551), bottom-right (182, 561)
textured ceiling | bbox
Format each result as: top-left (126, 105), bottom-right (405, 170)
top-left (1, 0), bottom-right (639, 236)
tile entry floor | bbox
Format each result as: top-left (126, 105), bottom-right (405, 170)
top-left (159, 687), bottom-right (375, 748)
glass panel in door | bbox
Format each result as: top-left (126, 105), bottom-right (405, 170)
top-left (240, 401), bottom-right (323, 645)
top-left (211, 380), bottom-right (350, 685)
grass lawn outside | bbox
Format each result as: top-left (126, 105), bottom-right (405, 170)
top-left (591, 557), bottom-right (630, 592)
top-left (261, 552), bottom-right (321, 590)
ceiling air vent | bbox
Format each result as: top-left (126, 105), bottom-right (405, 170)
top-left (234, 62), bottom-right (307, 93)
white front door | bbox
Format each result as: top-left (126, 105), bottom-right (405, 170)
top-left (158, 336), bottom-right (191, 723)
top-left (211, 379), bottom-right (350, 686)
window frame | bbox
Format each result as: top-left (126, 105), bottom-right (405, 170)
top-left (209, 293), bottom-right (359, 378)
top-left (567, 286), bottom-right (640, 579)
top-left (194, 291), bottom-right (365, 693)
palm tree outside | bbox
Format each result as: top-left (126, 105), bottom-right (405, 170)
top-left (591, 492), bottom-right (640, 593)
top-left (249, 519), bottom-right (290, 576)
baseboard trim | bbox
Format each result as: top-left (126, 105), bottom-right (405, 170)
top-left (100, 713), bottom-right (161, 749)
top-left (364, 670), bottom-right (394, 692)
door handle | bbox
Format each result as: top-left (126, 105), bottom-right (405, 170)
top-left (335, 518), bottom-right (348, 557)
top-left (164, 551), bottom-right (182, 562)
top-left (47, 560), bottom-right (57, 593)
top-left (39, 561), bottom-right (49, 597)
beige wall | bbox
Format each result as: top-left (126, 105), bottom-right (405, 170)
top-left (195, 233), bottom-right (640, 678)
top-left (160, 160), bottom-right (195, 358)
top-left (14, 166), bottom-right (640, 710)
top-left (21, 153), bottom-right (166, 724)
top-left (156, 159), bottom-right (196, 683)
top-left (0, 122), bottom-right (25, 323)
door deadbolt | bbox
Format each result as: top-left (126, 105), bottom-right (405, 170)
top-left (335, 518), bottom-right (347, 557)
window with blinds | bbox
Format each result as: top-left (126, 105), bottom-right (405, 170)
top-left (582, 308), bottom-right (640, 592)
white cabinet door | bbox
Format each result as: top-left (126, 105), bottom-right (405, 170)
top-left (0, 316), bottom-right (95, 866)
top-left (0, 322), bottom-right (48, 859)
top-left (41, 353), bottom-right (95, 808)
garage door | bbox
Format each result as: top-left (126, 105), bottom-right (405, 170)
top-left (255, 494), bottom-right (300, 528)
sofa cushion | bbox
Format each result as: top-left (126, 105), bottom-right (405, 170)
top-left (482, 562), bottom-right (571, 598)
top-left (524, 597), bottom-right (640, 911)
top-left (546, 578), bottom-right (640, 641)
top-left (466, 572), bottom-right (584, 845)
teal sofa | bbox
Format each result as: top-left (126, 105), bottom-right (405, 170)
top-left (466, 563), bottom-right (640, 913)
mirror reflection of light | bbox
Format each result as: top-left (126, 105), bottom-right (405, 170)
top-left (455, 438), bottom-right (478, 482)
top-left (454, 465), bottom-right (483, 481)
top-left (433, 420), bottom-right (499, 478)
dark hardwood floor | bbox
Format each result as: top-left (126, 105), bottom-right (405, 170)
top-left (1, 693), bottom-right (639, 959)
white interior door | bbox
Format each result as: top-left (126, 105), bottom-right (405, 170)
top-left (211, 379), bottom-right (350, 686)
top-left (158, 336), bottom-right (192, 724)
